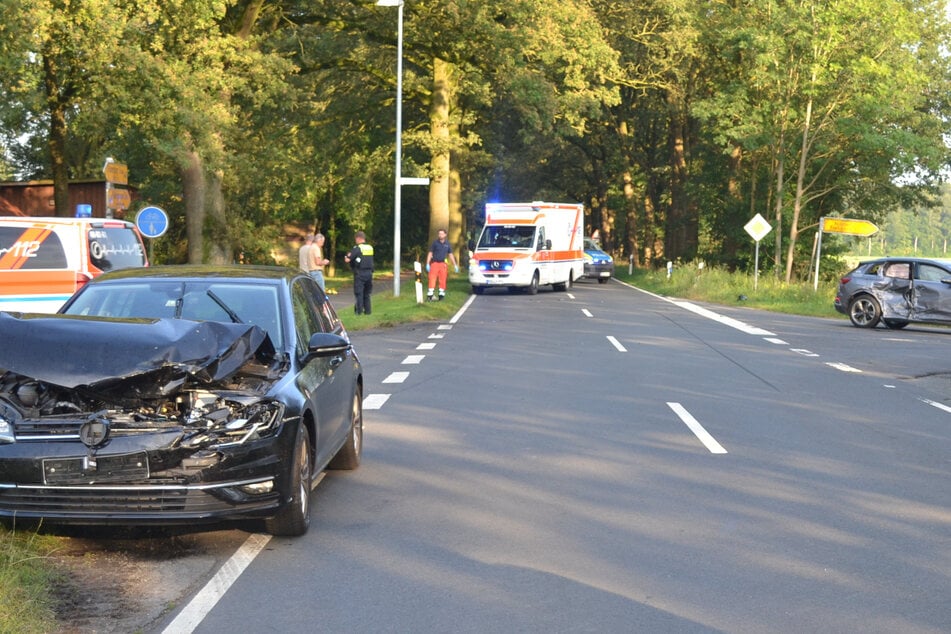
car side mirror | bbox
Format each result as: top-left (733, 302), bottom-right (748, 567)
top-left (303, 332), bottom-right (351, 361)
top-left (941, 278), bottom-right (951, 285)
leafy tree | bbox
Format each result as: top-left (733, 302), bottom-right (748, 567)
top-left (0, 0), bottom-right (129, 212)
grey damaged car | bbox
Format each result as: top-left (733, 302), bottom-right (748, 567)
top-left (0, 265), bottom-right (363, 536)
top-left (834, 257), bottom-right (951, 328)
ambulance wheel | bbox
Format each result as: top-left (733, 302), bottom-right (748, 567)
top-left (526, 272), bottom-right (539, 295)
top-left (472, 285), bottom-right (485, 295)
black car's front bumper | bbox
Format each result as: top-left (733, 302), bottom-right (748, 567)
top-left (0, 424), bottom-right (297, 526)
top-left (584, 262), bottom-right (614, 280)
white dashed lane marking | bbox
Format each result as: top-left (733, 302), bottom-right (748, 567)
top-left (606, 336), bottom-right (627, 352)
top-left (363, 394), bottom-right (391, 410)
top-left (382, 372), bottom-right (409, 384)
top-left (667, 402), bottom-right (728, 455)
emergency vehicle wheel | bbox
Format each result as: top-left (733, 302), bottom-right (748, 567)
top-left (472, 286), bottom-right (485, 295)
top-left (526, 272), bottom-right (539, 295)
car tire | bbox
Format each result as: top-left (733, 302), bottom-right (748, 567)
top-left (526, 272), bottom-right (539, 295)
top-left (265, 424), bottom-right (312, 537)
top-left (848, 295), bottom-right (882, 328)
top-left (883, 318), bottom-right (909, 329)
top-left (472, 285), bottom-right (485, 295)
top-left (598, 277), bottom-right (608, 284)
top-left (329, 387), bottom-right (363, 470)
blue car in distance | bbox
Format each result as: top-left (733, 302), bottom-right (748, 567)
top-left (583, 238), bottom-right (614, 283)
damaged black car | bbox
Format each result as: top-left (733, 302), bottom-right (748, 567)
top-left (0, 265), bottom-right (363, 536)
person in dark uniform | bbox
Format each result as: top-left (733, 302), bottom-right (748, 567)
top-left (425, 228), bottom-right (459, 301)
top-left (344, 230), bottom-right (374, 315)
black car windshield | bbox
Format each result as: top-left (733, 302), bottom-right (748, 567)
top-left (63, 281), bottom-right (284, 349)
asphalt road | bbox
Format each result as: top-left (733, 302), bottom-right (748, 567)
top-left (159, 278), bottom-right (949, 633)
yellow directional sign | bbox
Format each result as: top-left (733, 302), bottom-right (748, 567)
top-left (103, 161), bottom-right (128, 185)
top-left (107, 187), bottom-right (131, 210)
top-left (821, 217), bottom-right (879, 237)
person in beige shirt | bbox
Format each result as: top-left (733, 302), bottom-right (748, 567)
top-left (299, 234), bottom-right (317, 273)
top-left (312, 233), bottom-right (330, 290)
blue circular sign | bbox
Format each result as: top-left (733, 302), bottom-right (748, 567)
top-left (135, 206), bottom-right (169, 239)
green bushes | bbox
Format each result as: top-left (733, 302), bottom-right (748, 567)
top-left (616, 264), bottom-right (841, 318)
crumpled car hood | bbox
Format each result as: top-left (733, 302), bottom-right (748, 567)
top-left (0, 312), bottom-right (274, 399)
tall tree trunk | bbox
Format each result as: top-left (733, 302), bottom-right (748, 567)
top-left (772, 148), bottom-right (785, 273)
top-left (206, 167), bottom-right (230, 264)
top-left (43, 55), bottom-right (70, 217)
top-left (665, 93), bottom-right (695, 261)
top-left (618, 120), bottom-right (640, 267)
top-left (784, 87), bottom-right (814, 283)
top-left (622, 171), bottom-right (640, 267)
top-left (183, 150), bottom-right (205, 264)
top-left (448, 155), bottom-right (463, 265)
top-left (428, 58), bottom-right (451, 247)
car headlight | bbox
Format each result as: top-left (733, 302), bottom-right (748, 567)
top-left (0, 419), bottom-right (13, 444)
top-left (0, 402), bottom-right (18, 444)
top-left (181, 400), bottom-right (285, 449)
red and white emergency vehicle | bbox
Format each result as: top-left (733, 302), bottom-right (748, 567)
top-left (0, 217), bottom-right (148, 313)
top-left (468, 201), bottom-right (584, 295)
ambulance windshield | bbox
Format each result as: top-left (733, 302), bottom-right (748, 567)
top-left (478, 225), bottom-right (535, 249)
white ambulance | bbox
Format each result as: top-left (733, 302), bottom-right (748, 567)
top-left (0, 217), bottom-right (148, 313)
top-left (468, 201), bottom-right (584, 295)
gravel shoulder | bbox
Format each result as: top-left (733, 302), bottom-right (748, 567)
top-left (47, 527), bottom-right (251, 634)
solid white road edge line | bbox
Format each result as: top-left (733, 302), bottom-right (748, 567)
top-left (450, 294), bottom-right (477, 324)
top-left (161, 532), bottom-right (273, 634)
top-left (667, 402), bottom-right (728, 454)
top-left (921, 398), bottom-right (951, 414)
top-left (615, 279), bottom-right (775, 336)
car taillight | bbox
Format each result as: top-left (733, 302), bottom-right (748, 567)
top-left (76, 272), bottom-right (93, 289)
top-left (839, 276), bottom-right (851, 284)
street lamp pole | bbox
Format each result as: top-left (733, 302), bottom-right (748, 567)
top-left (377, 0), bottom-right (404, 296)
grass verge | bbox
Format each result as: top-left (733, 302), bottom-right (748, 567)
top-left (613, 265), bottom-right (843, 319)
top-left (328, 274), bottom-right (473, 331)
top-left (0, 525), bottom-right (61, 633)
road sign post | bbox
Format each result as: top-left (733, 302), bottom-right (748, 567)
top-left (135, 206), bottom-right (169, 264)
top-left (744, 213), bottom-right (772, 291)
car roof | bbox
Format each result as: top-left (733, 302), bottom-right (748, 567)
top-left (88, 264), bottom-right (301, 284)
top-left (860, 256), bottom-right (951, 266)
